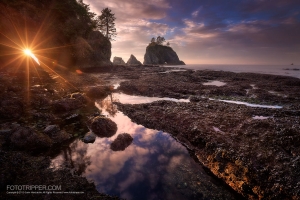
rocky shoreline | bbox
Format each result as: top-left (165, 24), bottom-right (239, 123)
top-left (0, 65), bottom-right (122, 199)
top-left (1, 64), bottom-right (299, 199)
top-left (111, 66), bottom-right (300, 199)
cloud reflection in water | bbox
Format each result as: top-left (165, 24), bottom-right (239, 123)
top-left (50, 94), bottom-right (235, 199)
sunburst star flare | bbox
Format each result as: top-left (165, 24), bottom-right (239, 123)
top-left (23, 48), bottom-right (40, 65)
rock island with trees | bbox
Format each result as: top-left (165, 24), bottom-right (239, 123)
top-left (143, 36), bottom-right (185, 65)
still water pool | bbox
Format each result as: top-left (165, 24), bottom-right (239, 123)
top-left (50, 93), bottom-right (237, 199)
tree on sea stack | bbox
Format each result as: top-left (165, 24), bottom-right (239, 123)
top-left (97, 8), bottom-right (117, 40)
top-left (151, 37), bottom-right (156, 43)
top-left (150, 36), bottom-right (170, 46)
top-left (156, 36), bottom-right (165, 45)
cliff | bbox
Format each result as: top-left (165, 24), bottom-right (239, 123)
top-left (143, 43), bottom-right (185, 65)
top-left (73, 31), bottom-right (112, 68)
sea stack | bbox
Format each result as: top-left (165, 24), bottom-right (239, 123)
top-left (127, 54), bottom-right (142, 65)
top-left (143, 43), bottom-right (185, 65)
top-left (113, 56), bottom-right (126, 65)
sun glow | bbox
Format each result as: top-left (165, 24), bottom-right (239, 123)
top-left (24, 49), bottom-right (31, 56)
top-left (23, 48), bottom-right (40, 65)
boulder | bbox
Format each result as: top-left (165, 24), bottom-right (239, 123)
top-left (143, 43), bottom-right (185, 65)
top-left (86, 86), bottom-right (110, 99)
top-left (110, 133), bottom-right (133, 151)
top-left (126, 54), bottom-right (142, 65)
top-left (90, 116), bottom-right (117, 137)
top-left (113, 57), bottom-right (126, 65)
top-left (43, 125), bottom-right (71, 143)
top-left (82, 131), bottom-right (96, 143)
top-left (44, 125), bottom-right (60, 135)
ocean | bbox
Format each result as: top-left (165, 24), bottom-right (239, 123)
top-left (165, 64), bottom-right (300, 79)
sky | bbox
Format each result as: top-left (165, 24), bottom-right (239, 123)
top-left (84, 0), bottom-right (300, 65)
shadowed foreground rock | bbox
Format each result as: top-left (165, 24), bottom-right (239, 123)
top-left (10, 126), bottom-right (52, 150)
top-left (0, 98), bottom-right (23, 120)
top-left (0, 47), bottom-right (120, 198)
top-left (52, 93), bottom-right (88, 112)
top-left (110, 133), bottom-right (133, 151)
top-left (90, 116), bottom-right (117, 137)
top-left (0, 151), bottom-right (121, 200)
top-left (43, 125), bottom-right (72, 143)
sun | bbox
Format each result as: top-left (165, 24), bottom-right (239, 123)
top-left (24, 48), bottom-right (32, 56)
top-left (23, 48), bottom-right (40, 65)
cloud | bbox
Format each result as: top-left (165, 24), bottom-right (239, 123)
top-left (182, 19), bottom-right (218, 38)
top-left (84, 0), bottom-right (173, 62)
top-left (167, 13), bottom-right (300, 64)
top-left (111, 19), bottom-right (171, 61)
top-left (192, 10), bottom-right (199, 17)
top-left (84, 0), bottom-right (170, 22)
top-left (240, 0), bottom-right (300, 14)
top-left (84, 0), bottom-right (300, 64)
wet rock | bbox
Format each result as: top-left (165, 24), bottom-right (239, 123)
top-left (10, 126), bottom-right (52, 150)
top-left (0, 98), bottom-right (23, 120)
top-left (44, 125), bottom-right (60, 135)
top-left (44, 125), bottom-right (72, 143)
top-left (90, 116), bottom-right (117, 137)
top-left (52, 93), bottom-right (87, 112)
top-left (110, 133), bottom-right (133, 151)
top-left (52, 130), bottom-right (72, 143)
top-left (65, 113), bottom-right (81, 124)
top-left (86, 86), bottom-right (110, 99)
top-left (117, 99), bottom-right (300, 199)
top-left (117, 69), bottom-right (300, 106)
top-left (31, 111), bottom-right (55, 121)
top-left (7, 85), bottom-right (23, 92)
top-left (83, 131), bottom-right (96, 143)
top-left (0, 151), bottom-right (113, 200)
top-left (0, 129), bottom-right (12, 135)
top-left (70, 92), bottom-right (89, 103)
top-left (190, 95), bottom-right (202, 102)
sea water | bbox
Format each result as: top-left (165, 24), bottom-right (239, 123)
top-left (164, 64), bottom-right (300, 79)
